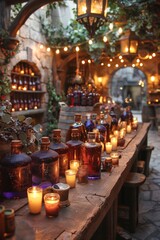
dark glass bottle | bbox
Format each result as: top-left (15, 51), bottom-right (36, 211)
top-left (23, 77), bottom-right (28, 91)
top-left (11, 75), bottom-right (17, 90)
top-left (66, 113), bottom-right (88, 142)
top-left (66, 128), bottom-right (83, 164)
top-left (36, 77), bottom-right (41, 91)
top-left (73, 85), bottom-right (81, 106)
top-left (50, 129), bottom-right (69, 177)
top-left (1, 140), bottom-right (32, 199)
top-left (18, 76), bottom-right (23, 90)
top-left (31, 137), bottom-right (59, 188)
top-left (66, 87), bottom-right (74, 107)
top-left (96, 113), bottom-right (107, 143)
top-left (81, 132), bottom-right (102, 180)
top-left (84, 114), bottom-right (95, 133)
top-left (110, 107), bottom-right (118, 133)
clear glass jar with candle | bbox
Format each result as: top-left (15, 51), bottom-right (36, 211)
top-left (31, 137), bottom-right (59, 188)
top-left (44, 193), bottom-right (60, 217)
top-left (81, 132), bottom-right (102, 180)
top-left (1, 140), bottom-right (32, 199)
top-left (50, 129), bottom-right (69, 177)
top-left (27, 186), bottom-right (43, 214)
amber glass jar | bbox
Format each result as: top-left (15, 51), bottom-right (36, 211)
top-left (31, 137), bottom-right (59, 188)
top-left (50, 129), bottom-right (69, 176)
top-left (66, 128), bottom-right (83, 164)
top-left (1, 140), bottom-right (32, 199)
top-left (81, 132), bottom-right (102, 180)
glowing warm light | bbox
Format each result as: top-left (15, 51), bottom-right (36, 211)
top-left (140, 63), bottom-right (143, 66)
top-left (107, 63), bottom-right (111, 67)
top-left (120, 59), bottom-right (124, 63)
top-left (152, 53), bottom-right (156, 57)
top-left (47, 47), bottom-right (51, 52)
top-left (76, 46), bottom-right (80, 52)
top-left (149, 55), bottom-right (152, 59)
top-left (136, 58), bottom-right (140, 62)
top-left (115, 64), bottom-right (119, 68)
top-left (89, 39), bottom-right (93, 45)
top-left (55, 49), bottom-right (60, 54)
top-left (101, 62), bottom-right (104, 66)
top-left (98, 77), bottom-right (102, 83)
top-left (88, 59), bottom-right (91, 64)
top-left (64, 47), bottom-right (68, 52)
top-left (81, 60), bottom-right (85, 64)
top-left (109, 58), bottom-right (113, 62)
top-left (109, 23), bottom-right (113, 30)
top-left (132, 64), bottom-right (135, 67)
top-left (119, 55), bottom-right (122, 59)
top-left (151, 75), bottom-right (155, 82)
top-left (103, 36), bottom-right (108, 42)
top-left (118, 27), bottom-right (123, 34)
top-left (39, 44), bottom-right (44, 49)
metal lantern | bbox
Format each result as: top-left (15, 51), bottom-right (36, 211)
top-left (120, 30), bottom-right (139, 62)
top-left (77, 0), bottom-right (108, 37)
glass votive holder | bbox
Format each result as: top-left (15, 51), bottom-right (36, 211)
top-left (65, 169), bottom-right (77, 188)
top-left (70, 160), bottom-right (80, 172)
top-left (77, 165), bottom-right (88, 184)
top-left (53, 183), bottom-right (70, 207)
top-left (27, 186), bottom-right (43, 214)
top-left (44, 193), bottom-right (60, 218)
top-left (102, 157), bottom-right (112, 173)
top-left (110, 137), bottom-right (118, 151)
top-left (110, 152), bottom-right (119, 167)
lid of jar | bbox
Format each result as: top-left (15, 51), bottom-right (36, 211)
top-left (41, 137), bottom-right (50, 144)
top-left (52, 129), bottom-right (61, 137)
top-left (11, 139), bottom-right (22, 147)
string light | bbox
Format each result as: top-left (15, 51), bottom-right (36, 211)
top-left (76, 46), bottom-right (80, 52)
top-left (55, 49), bottom-right (60, 54)
top-left (88, 39), bottom-right (93, 45)
top-left (103, 36), bottom-right (108, 42)
top-left (109, 23), bottom-right (114, 30)
top-left (64, 46), bottom-right (68, 52)
top-left (47, 47), bottom-right (51, 52)
top-left (81, 60), bottom-right (85, 64)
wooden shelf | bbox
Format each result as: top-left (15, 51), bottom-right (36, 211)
top-left (11, 90), bottom-right (45, 94)
top-left (12, 108), bottom-right (45, 116)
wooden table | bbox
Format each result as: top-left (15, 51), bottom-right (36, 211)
top-left (1, 123), bottom-right (151, 240)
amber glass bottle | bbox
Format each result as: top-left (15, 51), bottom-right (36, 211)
top-left (50, 129), bottom-right (69, 176)
top-left (66, 113), bottom-right (88, 142)
top-left (81, 132), bottom-right (102, 180)
top-left (66, 128), bottom-right (83, 164)
top-left (1, 140), bottom-right (32, 199)
top-left (31, 137), bottom-right (59, 188)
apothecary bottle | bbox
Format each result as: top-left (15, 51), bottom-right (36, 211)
top-left (66, 128), bottom-right (83, 164)
top-left (66, 113), bottom-right (88, 142)
top-left (31, 136), bottom-right (59, 188)
top-left (1, 140), bottom-right (32, 199)
top-left (50, 129), bottom-right (69, 176)
top-left (81, 132), bottom-right (102, 180)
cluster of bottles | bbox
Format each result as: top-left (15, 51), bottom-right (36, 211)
top-left (66, 84), bottom-right (100, 107)
top-left (11, 75), bottom-right (41, 92)
top-left (13, 62), bottom-right (37, 76)
top-left (11, 93), bottom-right (41, 112)
top-left (0, 105), bottom-right (135, 199)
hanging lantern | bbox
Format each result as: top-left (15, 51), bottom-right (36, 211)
top-left (77, 0), bottom-right (108, 38)
top-left (120, 30), bottom-right (139, 62)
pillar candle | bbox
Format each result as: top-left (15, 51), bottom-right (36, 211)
top-left (110, 152), bottom-right (119, 167)
top-left (106, 142), bottom-right (112, 154)
top-left (65, 169), bottom-right (77, 188)
top-left (27, 186), bottom-right (43, 214)
top-left (110, 137), bottom-right (118, 151)
top-left (126, 124), bottom-right (132, 133)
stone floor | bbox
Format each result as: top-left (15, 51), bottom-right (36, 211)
top-left (129, 129), bottom-right (160, 240)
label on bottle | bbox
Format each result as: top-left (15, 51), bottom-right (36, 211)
top-left (59, 153), bottom-right (69, 176)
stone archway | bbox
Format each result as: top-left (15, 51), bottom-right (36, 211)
top-left (109, 67), bottom-right (147, 110)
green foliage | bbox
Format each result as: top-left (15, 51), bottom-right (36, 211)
top-left (11, 4), bottom-right (22, 21)
top-left (45, 80), bottom-right (62, 136)
top-left (0, 67), bottom-right (11, 100)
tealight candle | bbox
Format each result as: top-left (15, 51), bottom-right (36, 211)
top-left (65, 169), bottom-right (77, 188)
top-left (27, 186), bottom-right (43, 214)
top-left (106, 142), bottom-right (112, 154)
top-left (126, 124), bottom-right (132, 133)
top-left (70, 160), bottom-right (80, 172)
top-left (110, 137), bottom-right (118, 151)
top-left (132, 117), bottom-right (138, 130)
top-left (44, 193), bottom-right (60, 217)
top-left (110, 152), bottom-right (119, 167)
top-left (113, 130), bottom-right (119, 138)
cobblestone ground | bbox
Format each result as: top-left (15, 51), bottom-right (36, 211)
top-left (130, 129), bottom-right (160, 240)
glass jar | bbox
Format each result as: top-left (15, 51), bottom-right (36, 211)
top-left (31, 137), bottom-right (59, 188)
top-left (81, 132), bottom-right (102, 180)
top-left (50, 129), bottom-right (69, 176)
top-left (1, 140), bottom-right (32, 199)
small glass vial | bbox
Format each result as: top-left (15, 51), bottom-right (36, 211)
top-left (81, 132), bottom-right (102, 180)
top-left (31, 137), bottom-right (59, 188)
top-left (50, 129), bottom-right (69, 176)
top-left (1, 140), bottom-right (32, 199)
top-left (4, 209), bottom-right (15, 238)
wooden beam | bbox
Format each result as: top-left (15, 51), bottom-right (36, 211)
top-left (5, 0), bottom-right (28, 5)
top-left (0, 0), bottom-right (11, 31)
top-left (8, 0), bottom-right (62, 37)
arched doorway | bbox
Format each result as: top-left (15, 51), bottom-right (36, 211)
top-left (109, 67), bottom-right (147, 110)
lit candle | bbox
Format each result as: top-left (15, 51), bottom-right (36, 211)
top-left (126, 124), bottom-right (132, 133)
top-left (70, 160), bottom-right (80, 172)
top-left (110, 152), bottom-right (119, 167)
top-left (65, 169), bottom-right (77, 188)
top-left (110, 137), bottom-right (118, 151)
top-left (44, 193), bottom-right (60, 217)
top-left (119, 128), bottom-right (126, 138)
top-left (27, 186), bottom-right (43, 214)
top-left (113, 130), bottom-right (119, 138)
top-left (106, 142), bottom-right (112, 154)
top-left (132, 117), bottom-right (138, 130)
top-left (121, 121), bottom-right (127, 130)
